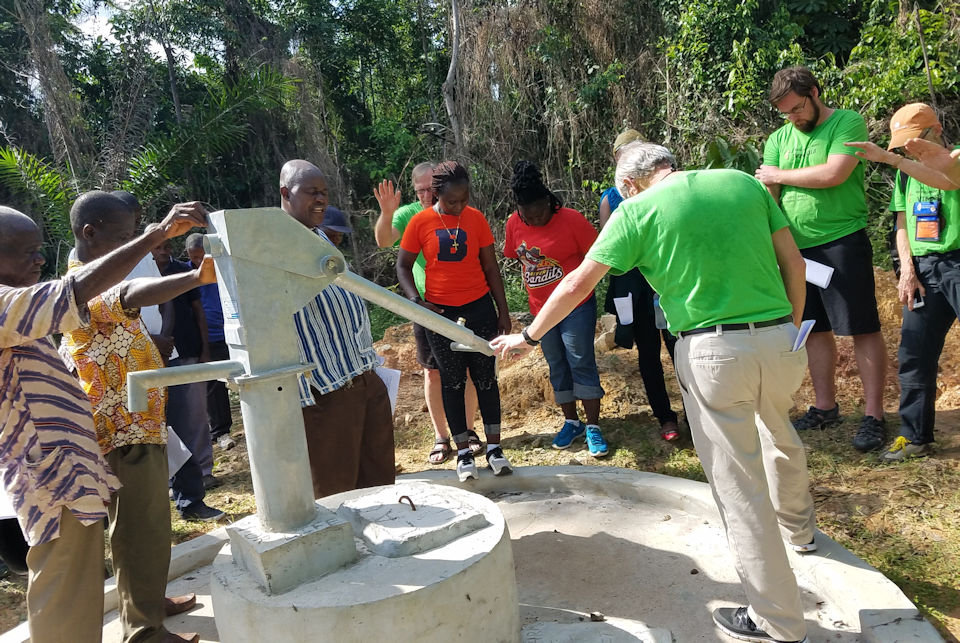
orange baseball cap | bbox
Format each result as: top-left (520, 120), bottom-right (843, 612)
top-left (888, 103), bottom-right (939, 150)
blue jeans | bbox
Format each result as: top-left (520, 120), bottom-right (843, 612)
top-left (897, 251), bottom-right (960, 444)
top-left (539, 296), bottom-right (604, 404)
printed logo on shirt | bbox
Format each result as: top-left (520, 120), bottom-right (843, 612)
top-left (435, 229), bottom-right (468, 262)
top-left (784, 142), bottom-right (821, 164)
top-left (515, 241), bottom-right (564, 288)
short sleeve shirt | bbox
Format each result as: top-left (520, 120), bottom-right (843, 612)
top-left (392, 202), bottom-right (428, 298)
top-left (504, 207), bottom-right (597, 314)
top-left (63, 261), bottom-right (167, 454)
top-left (162, 260), bottom-right (205, 358)
top-left (891, 161), bottom-right (960, 256)
top-left (0, 279), bottom-right (119, 545)
top-left (762, 109), bottom-right (868, 249)
top-left (586, 169), bottom-right (793, 333)
top-left (399, 205), bottom-right (495, 306)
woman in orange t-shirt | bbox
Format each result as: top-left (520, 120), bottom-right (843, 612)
top-left (398, 161), bottom-right (512, 482)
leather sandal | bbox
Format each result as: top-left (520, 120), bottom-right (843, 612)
top-left (428, 439), bottom-right (452, 465)
top-left (466, 430), bottom-right (484, 455)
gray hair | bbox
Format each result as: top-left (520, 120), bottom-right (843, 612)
top-left (614, 142), bottom-right (676, 195)
top-left (185, 232), bottom-right (205, 250)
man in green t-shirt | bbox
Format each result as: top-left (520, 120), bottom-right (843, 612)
top-left (373, 162), bottom-right (480, 464)
top-left (492, 142), bottom-right (814, 643)
top-left (846, 103), bottom-right (960, 462)
top-left (757, 66), bottom-right (888, 453)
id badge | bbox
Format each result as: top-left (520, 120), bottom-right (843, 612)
top-left (914, 200), bottom-right (941, 242)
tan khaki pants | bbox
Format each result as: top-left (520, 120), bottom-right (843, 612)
top-left (675, 323), bottom-right (815, 642)
top-left (27, 508), bottom-right (105, 643)
top-left (107, 444), bottom-right (171, 643)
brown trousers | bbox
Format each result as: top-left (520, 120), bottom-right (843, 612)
top-left (27, 508), bottom-right (105, 643)
top-left (302, 370), bottom-right (396, 499)
top-left (107, 443), bottom-right (172, 643)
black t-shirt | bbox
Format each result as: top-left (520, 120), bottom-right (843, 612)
top-left (162, 260), bottom-right (204, 359)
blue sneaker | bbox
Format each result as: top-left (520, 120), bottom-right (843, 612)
top-left (552, 420), bottom-right (585, 449)
top-left (585, 425), bottom-right (609, 457)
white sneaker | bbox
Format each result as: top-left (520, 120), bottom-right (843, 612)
top-left (456, 452), bottom-right (478, 482)
top-left (790, 538), bottom-right (817, 553)
top-left (217, 434), bottom-right (236, 450)
top-left (485, 446), bottom-right (512, 476)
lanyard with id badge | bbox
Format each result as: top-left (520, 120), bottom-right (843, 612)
top-left (914, 191), bottom-right (942, 242)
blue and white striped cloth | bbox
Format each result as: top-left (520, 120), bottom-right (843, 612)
top-left (295, 229), bottom-right (378, 406)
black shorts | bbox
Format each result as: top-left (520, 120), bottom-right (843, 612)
top-left (800, 229), bottom-right (881, 336)
top-left (413, 322), bottom-right (439, 370)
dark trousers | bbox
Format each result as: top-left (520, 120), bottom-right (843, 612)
top-left (301, 371), bottom-right (395, 499)
top-left (629, 276), bottom-right (679, 425)
top-left (424, 294), bottom-right (501, 444)
top-left (897, 252), bottom-right (960, 444)
top-left (168, 356), bottom-right (209, 509)
top-left (206, 341), bottom-right (233, 439)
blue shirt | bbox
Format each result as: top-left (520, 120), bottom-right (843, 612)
top-left (197, 282), bottom-right (225, 343)
top-left (601, 186), bottom-right (624, 214)
top-left (294, 229), bottom-right (378, 406)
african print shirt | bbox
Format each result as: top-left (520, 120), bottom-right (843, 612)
top-left (0, 278), bottom-right (119, 546)
top-left (62, 260), bottom-right (167, 454)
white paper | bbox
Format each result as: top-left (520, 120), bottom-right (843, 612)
top-left (167, 426), bottom-right (192, 477)
top-left (376, 366), bottom-right (402, 416)
top-left (0, 487), bottom-right (15, 521)
top-left (791, 320), bottom-right (816, 352)
top-left (804, 258), bottom-right (834, 289)
top-left (613, 294), bottom-right (634, 325)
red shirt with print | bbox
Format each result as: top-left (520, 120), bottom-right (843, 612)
top-left (400, 205), bottom-right (495, 306)
top-left (504, 207), bottom-right (598, 314)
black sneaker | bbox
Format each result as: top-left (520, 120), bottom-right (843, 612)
top-left (713, 607), bottom-right (807, 642)
top-left (179, 501), bottom-right (225, 522)
top-left (792, 405), bottom-right (840, 431)
top-left (851, 415), bottom-right (886, 452)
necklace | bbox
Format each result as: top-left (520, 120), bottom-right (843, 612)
top-left (434, 206), bottom-right (462, 252)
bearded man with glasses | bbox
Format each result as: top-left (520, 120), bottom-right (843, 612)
top-left (755, 66), bottom-right (888, 453)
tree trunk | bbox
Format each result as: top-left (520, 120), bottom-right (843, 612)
top-left (442, 0), bottom-right (463, 155)
top-left (161, 39), bottom-right (184, 124)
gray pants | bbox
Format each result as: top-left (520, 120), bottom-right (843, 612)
top-left (168, 356), bottom-right (213, 477)
top-left (675, 322), bottom-right (815, 642)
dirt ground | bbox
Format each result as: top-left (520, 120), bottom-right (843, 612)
top-left (1, 268), bottom-right (958, 639)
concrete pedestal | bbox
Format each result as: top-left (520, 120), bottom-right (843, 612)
top-left (210, 482), bottom-right (520, 643)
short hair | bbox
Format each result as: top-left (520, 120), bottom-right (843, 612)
top-left (411, 162), bottom-right (435, 181)
top-left (431, 161), bottom-right (470, 195)
top-left (279, 159), bottom-right (324, 190)
top-left (511, 160), bottom-right (561, 211)
top-left (185, 232), bottom-right (205, 250)
top-left (69, 191), bottom-right (131, 236)
top-left (110, 190), bottom-right (140, 212)
top-left (769, 66), bottom-right (821, 104)
top-left (615, 142), bottom-right (676, 195)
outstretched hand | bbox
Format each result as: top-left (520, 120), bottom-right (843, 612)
top-left (844, 141), bottom-right (898, 165)
top-left (159, 202), bottom-right (208, 239)
top-left (904, 138), bottom-right (960, 179)
top-left (373, 180), bottom-right (403, 217)
top-left (490, 333), bottom-right (534, 359)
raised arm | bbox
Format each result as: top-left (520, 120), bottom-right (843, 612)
top-left (373, 180), bottom-right (403, 247)
top-left (119, 257), bottom-right (215, 310)
top-left (845, 141), bottom-right (959, 191)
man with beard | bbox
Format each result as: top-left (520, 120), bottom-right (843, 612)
top-left (756, 66), bottom-right (888, 454)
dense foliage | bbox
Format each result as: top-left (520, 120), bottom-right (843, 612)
top-left (1, 0), bottom-right (959, 278)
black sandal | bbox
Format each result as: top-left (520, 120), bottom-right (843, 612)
top-left (467, 430), bottom-right (484, 455)
top-left (428, 438), bottom-right (452, 465)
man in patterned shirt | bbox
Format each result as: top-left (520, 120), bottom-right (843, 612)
top-left (0, 202), bottom-right (204, 642)
top-left (62, 192), bottom-right (214, 643)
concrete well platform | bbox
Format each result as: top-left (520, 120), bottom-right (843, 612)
top-left (0, 466), bottom-right (943, 642)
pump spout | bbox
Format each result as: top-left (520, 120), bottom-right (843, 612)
top-left (127, 360), bottom-right (246, 412)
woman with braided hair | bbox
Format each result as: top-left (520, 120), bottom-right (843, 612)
top-left (397, 161), bottom-right (514, 481)
top-left (505, 161), bottom-right (609, 456)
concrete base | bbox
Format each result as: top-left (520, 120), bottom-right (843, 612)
top-left (210, 482), bottom-right (520, 643)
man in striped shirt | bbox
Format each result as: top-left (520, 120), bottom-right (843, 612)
top-left (0, 203), bottom-right (205, 643)
top-left (279, 160), bottom-right (396, 498)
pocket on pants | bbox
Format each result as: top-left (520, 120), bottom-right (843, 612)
top-left (779, 349), bottom-right (808, 393)
top-left (689, 353), bottom-right (745, 407)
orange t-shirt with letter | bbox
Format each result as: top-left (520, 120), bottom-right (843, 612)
top-left (400, 205), bottom-right (495, 306)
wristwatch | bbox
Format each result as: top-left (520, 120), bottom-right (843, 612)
top-left (521, 327), bottom-right (539, 346)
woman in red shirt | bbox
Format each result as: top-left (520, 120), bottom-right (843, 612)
top-left (398, 161), bottom-right (513, 481)
top-left (505, 161), bottom-right (608, 457)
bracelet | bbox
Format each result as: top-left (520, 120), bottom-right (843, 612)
top-left (521, 327), bottom-right (539, 346)
top-left (408, 295), bottom-right (422, 303)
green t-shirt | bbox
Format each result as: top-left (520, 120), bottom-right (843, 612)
top-left (890, 163), bottom-right (960, 256)
top-left (586, 169), bottom-right (793, 333)
top-left (762, 109), bottom-right (868, 249)
top-left (392, 201), bottom-right (427, 297)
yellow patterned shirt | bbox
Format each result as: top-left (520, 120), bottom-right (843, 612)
top-left (62, 261), bottom-right (167, 454)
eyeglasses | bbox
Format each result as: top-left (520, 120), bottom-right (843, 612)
top-left (414, 188), bottom-right (433, 196)
top-left (782, 96), bottom-right (808, 117)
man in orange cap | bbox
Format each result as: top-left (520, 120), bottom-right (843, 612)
top-left (846, 103), bottom-right (959, 461)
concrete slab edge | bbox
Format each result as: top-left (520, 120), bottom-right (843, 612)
top-left (400, 466), bottom-right (944, 643)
